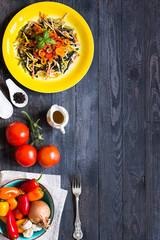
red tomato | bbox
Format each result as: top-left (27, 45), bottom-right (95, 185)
top-left (38, 145), bottom-right (60, 168)
top-left (34, 26), bottom-right (39, 31)
top-left (45, 53), bottom-right (53, 59)
top-left (15, 145), bottom-right (37, 167)
top-left (6, 122), bottom-right (29, 146)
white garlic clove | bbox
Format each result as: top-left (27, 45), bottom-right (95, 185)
top-left (31, 224), bottom-right (42, 232)
top-left (21, 219), bottom-right (32, 230)
top-left (23, 228), bottom-right (34, 238)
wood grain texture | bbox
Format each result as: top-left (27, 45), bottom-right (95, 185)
top-left (145, 0), bottom-right (160, 239)
top-left (3, 0), bottom-right (160, 239)
top-left (75, 0), bottom-right (99, 239)
top-left (122, 0), bottom-right (145, 239)
top-left (99, 0), bottom-right (122, 239)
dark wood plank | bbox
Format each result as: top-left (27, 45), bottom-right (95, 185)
top-left (75, 0), bottom-right (99, 239)
top-left (145, 0), bottom-right (160, 239)
top-left (99, 0), bottom-right (122, 239)
top-left (0, 1), bottom-right (76, 240)
top-left (50, 1), bottom-right (76, 239)
top-left (0, 0), bottom-right (35, 171)
top-left (122, 0), bottom-right (145, 239)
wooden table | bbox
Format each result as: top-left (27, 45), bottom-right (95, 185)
top-left (0, 0), bottom-right (160, 239)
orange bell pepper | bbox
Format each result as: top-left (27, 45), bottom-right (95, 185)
top-left (55, 39), bottom-right (63, 48)
top-left (13, 207), bottom-right (24, 220)
top-left (49, 31), bottom-right (58, 39)
top-left (49, 57), bottom-right (53, 63)
top-left (55, 47), bottom-right (66, 58)
top-left (41, 58), bottom-right (47, 65)
top-left (39, 49), bottom-right (46, 57)
top-left (7, 198), bottom-right (18, 211)
top-left (27, 187), bottom-right (44, 201)
top-left (63, 39), bottom-right (70, 46)
top-left (0, 187), bottom-right (21, 200)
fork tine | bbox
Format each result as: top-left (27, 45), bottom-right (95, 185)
top-left (72, 175), bottom-right (75, 188)
top-left (77, 174), bottom-right (80, 188)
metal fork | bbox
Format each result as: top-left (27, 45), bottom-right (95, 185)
top-left (72, 174), bottom-right (83, 240)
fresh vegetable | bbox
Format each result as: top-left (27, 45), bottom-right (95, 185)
top-left (18, 192), bottom-right (29, 215)
top-left (20, 219), bottom-right (32, 230)
top-left (0, 187), bottom-right (21, 200)
top-left (27, 187), bottom-right (44, 201)
top-left (16, 218), bottom-right (27, 233)
top-left (38, 145), bottom-right (60, 167)
top-left (6, 209), bottom-right (19, 240)
top-left (36, 30), bottom-right (55, 49)
top-left (7, 198), bottom-right (18, 211)
top-left (19, 173), bottom-right (42, 193)
top-left (15, 144), bottom-right (37, 167)
top-left (0, 201), bottom-right (9, 216)
top-left (14, 12), bottom-right (80, 79)
top-left (6, 122), bottom-right (29, 146)
top-left (0, 215), bottom-right (7, 224)
top-left (13, 207), bottom-right (24, 220)
top-left (31, 224), bottom-right (42, 232)
top-left (28, 200), bottom-right (50, 228)
top-left (23, 228), bottom-right (33, 238)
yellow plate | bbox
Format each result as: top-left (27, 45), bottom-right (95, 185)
top-left (2, 2), bottom-right (94, 93)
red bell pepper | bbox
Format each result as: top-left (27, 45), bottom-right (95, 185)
top-left (19, 173), bottom-right (42, 193)
top-left (6, 209), bottom-right (19, 240)
top-left (18, 192), bottom-right (29, 215)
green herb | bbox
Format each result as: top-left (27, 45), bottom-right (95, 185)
top-left (36, 30), bottom-right (55, 49)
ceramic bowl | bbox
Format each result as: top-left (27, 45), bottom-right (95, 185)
top-left (0, 178), bottom-right (54, 240)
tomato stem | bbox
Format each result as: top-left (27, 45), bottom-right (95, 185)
top-left (21, 111), bottom-right (44, 147)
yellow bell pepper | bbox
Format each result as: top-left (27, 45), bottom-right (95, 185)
top-left (0, 216), bottom-right (7, 224)
top-left (0, 201), bottom-right (9, 216)
top-left (16, 218), bottom-right (27, 233)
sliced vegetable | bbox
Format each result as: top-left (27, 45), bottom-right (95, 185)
top-left (15, 12), bottom-right (79, 79)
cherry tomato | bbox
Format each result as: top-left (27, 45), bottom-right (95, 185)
top-left (6, 122), bottom-right (29, 146)
top-left (34, 26), bottom-right (40, 31)
top-left (45, 53), bottom-right (53, 59)
top-left (38, 145), bottom-right (60, 168)
top-left (15, 145), bottom-right (37, 167)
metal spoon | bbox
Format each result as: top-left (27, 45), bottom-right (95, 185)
top-left (6, 79), bottom-right (28, 108)
top-left (0, 90), bottom-right (13, 119)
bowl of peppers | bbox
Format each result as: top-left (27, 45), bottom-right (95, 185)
top-left (0, 174), bottom-right (54, 240)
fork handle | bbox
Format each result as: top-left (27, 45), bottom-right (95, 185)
top-left (73, 197), bottom-right (83, 240)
